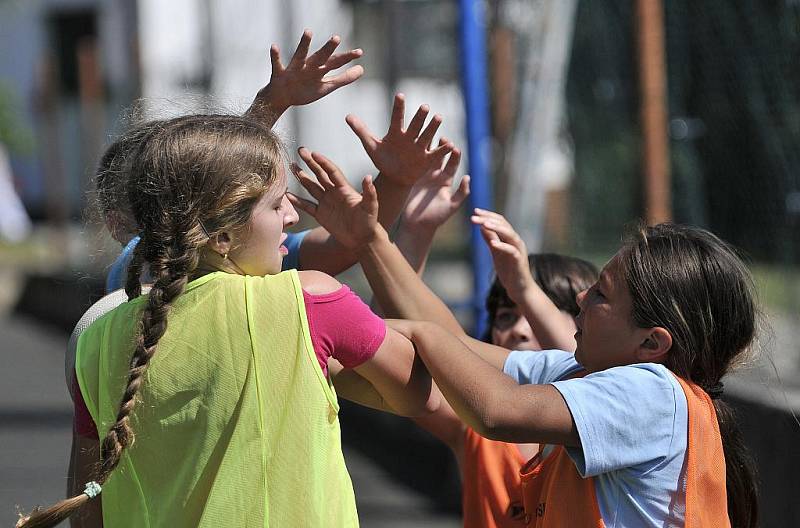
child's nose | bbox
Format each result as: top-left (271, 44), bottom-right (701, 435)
top-left (513, 317), bottom-right (533, 341)
top-left (284, 196), bottom-right (300, 227)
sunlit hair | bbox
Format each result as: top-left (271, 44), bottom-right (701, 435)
top-left (94, 119), bottom-right (165, 237)
top-left (16, 114), bottom-right (284, 528)
top-left (483, 253), bottom-right (598, 342)
top-left (619, 222), bottom-right (758, 528)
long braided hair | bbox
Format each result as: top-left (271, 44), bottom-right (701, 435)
top-left (619, 223), bottom-right (759, 528)
top-left (16, 114), bottom-right (284, 527)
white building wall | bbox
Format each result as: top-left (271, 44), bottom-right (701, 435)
top-left (136, 0), bottom-right (466, 187)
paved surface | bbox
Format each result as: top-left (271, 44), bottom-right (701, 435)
top-left (0, 314), bottom-right (459, 527)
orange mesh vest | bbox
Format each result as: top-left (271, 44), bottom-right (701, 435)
top-left (518, 375), bottom-right (729, 527)
top-left (462, 427), bottom-right (527, 528)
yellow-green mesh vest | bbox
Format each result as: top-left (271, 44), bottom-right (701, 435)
top-left (75, 271), bottom-right (359, 527)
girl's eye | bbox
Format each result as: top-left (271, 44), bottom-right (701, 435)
top-left (593, 288), bottom-right (605, 300)
top-left (493, 310), bottom-right (520, 330)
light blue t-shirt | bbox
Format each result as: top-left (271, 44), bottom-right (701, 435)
top-left (105, 230), bottom-right (310, 293)
top-left (503, 350), bottom-right (689, 528)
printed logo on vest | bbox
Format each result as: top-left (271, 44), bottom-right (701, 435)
top-left (506, 500), bottom-right (525, 521)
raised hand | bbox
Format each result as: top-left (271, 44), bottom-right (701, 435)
top-left (346, 94), bottom-right (453, 187)
top-left (471, 209), bottom-right (535, 304)
top-left (288, 147), bottom-right (379, 250)
top-left (247, 30), bottom-right (364, 121)
top-left (401, 143), bottom-right (471, 232)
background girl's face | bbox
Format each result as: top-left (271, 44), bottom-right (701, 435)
top-left (491, 305), bottom-right (540, 350)
top-left (491, 304), bottom-right (578, 351)
top-left (228, 168), bottom-right (299, 276)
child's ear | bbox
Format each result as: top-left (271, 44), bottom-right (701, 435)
top-left (207, 232), bottom-right (233, 257)
top-left (635, 327), bottom-right (672, 363)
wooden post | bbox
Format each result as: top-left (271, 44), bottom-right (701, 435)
top-left (636, 0), bottom-right (671, 224)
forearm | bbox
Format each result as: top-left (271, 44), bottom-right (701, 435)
top-left (515, 285), bottom-right (577, 351)
top-left (330, 359), bottom-right (399, 415)
top-left (408, 321), bottom-right (577, 446)
top-left (357, 227), bottom-right (464, 335)
top-left (367, 221), bottom-right (433, 316)
top-left (408, 322), bottom-right (522, 436)
top-left (244, 83), bottom-right (289, 129)
top-left (374, 176), bottom-right (413, 230)
top-left (352, 329), bottom-right (439, 417)
top-left (297, 227), bottom-right (357, 275)
top-left (393, 221), bottom-right (436, 275)
top-left (295, 177), bottom-right (414, 276)
top-left (410, 389), bottom-right (468, 461)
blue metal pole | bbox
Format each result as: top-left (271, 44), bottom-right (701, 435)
top-left (458, 0), bottom-right (494, 337)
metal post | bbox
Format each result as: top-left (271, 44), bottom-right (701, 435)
top-left (459, 0), bottom-right (494, 337)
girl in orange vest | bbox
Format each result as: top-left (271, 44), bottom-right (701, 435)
top-left (291, 158), bottom-right (759, 528)
top-left (375, 145), bottom-right (597, 526)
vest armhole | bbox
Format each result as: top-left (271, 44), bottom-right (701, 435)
top-left (287, 270), bottom-right (340, 412)
top-left (74, 328), bottom-right (101, 431)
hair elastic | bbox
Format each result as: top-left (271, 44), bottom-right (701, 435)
top-left (198, 221), bottom-right (212, 240)
top-left (707, 382), bottom-right (724, 400)
top-left (83, 481), bottom-right (102, 499)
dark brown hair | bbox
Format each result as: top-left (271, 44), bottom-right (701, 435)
top-left (16, 114), bottom-right (284, 528)
top-left (484, 253), bottom-right (598, 340)
top-left (619, 223), bottom-right (758, 528)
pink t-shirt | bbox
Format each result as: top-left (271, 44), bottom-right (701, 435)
top-left (73, 285), bottom-right (386, 438)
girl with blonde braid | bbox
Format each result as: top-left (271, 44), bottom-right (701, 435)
top-left (17, 115), bottom-right (436, 528)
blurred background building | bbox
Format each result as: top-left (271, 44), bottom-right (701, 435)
top-left (1, 0), bottom-right (799, 526)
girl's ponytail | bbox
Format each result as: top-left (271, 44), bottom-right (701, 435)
top-left (17, 232), bottom-right (199, 528)
top-left (620, 223), bottom-right (759, 528)
top-left (124, 241), bottom-right (145, 300)
top-left (715, 399), bottom-right (759, 528)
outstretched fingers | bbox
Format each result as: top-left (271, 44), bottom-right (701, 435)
top-left (346, 114), bottom-right (379, 153)
top-left (322, 65), bottom-right (364, 92)
top-left (452, 174), bottom-right (471, 205)
top-left (310, 151), bottom-right (349, 187)
top-left (389, 93), bottom-right (406, 132)
top-left (472, 213), bottom-right (526, 252)
top-left (441, 147), bottom-right (462, 180)
top-left (478, 225), bottom-right (520, 258)
top-left (361, 175), bottom-right (379, 217)
top-left (306, 34), bottom-right (341, 67)
top-left (288, 29), bottom-right (313, 68)
top-left (269, 44), bottom-right (285, 74)
top-left (323, 49), bottom-right (364, 71)
top-left (290, 162), bottom-right (325, 201)
top-left (286, 192), bottom-right (318, 217)
top-left (472, 208), bottom-right (510, 225)
top-left (298, 148), bottom-right (334, 188)
top-left (406, 104), bottom-right (430, 137)
top-left (417, 114), bottom-right (443, 148)
top-left (429, 139), bottom-right (455, 165)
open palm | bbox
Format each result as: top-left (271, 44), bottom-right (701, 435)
top-left (288, 148), bottom-right (379, 250)
top-left (402, 146), bottom-right (470, 231)
top-left (346, 94), bottom-right (453, 187)
top-left (249, 30), bottom-right (364, 119)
